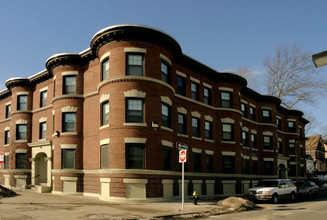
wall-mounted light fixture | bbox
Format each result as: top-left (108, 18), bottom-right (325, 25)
top-left (152, 121), bottom-right (159, 130)
top-left (53, 131), bottom-right (60, 137)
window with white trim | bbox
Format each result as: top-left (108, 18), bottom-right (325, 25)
top-left (191, 82), bottom-right (199, 101)
top-left (192, 117), bottom-right (200, 137)
top-left (16, 124), bottom-right (27, 140)
top-left (101, 101), bottom-right (109, 126)
top-left (178, 113), bottom-right (187, 135)
top-left (126, 143), bottom-right (145, 169)
top-left (17, 95), bottom-right (27, 110)
top-left (101, 58), bottom-right (109, 81)
top-left (40, 90), bottom-right (47, 107)
top-left (100, 144), bottom-right (109, 169)
top-left (62, 149), bottom-right (75, 169)
top-left (126, 53), bottom-right (144, 76)
top-left (161, 61), bottom-right (170, 83)
top-left (39, 122), bottom-right (47, 139)
top-left (222, 123), bottom-right (234, 141)
top-left (63, 75), bottom-right (76, 94)
top-left (62, 112), bottom-right (76, 132)
top-left (221, 91), bottom-right (232, 108)
top-left (126, 98), bottom-right (144, 123)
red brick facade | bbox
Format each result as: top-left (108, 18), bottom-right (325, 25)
top-left (0, 24), bottom-right (308, 201)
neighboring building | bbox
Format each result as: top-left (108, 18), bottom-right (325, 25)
top-left (306, 154), bottom-right (315, 176)
top-left (0, 24), bottom-right (308, 201)
top-left (305, 135), bottom-right (327, 174)
top-left (312, 50), bottom-right (327, 67)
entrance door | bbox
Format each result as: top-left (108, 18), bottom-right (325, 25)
top-left (35, 153), bottom-right (47, 185)
top-left (279, 164), bottom-right (287, 179)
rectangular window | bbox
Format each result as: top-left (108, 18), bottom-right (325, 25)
top-left (162, 146), bottom-right (172, 170)
top-left (251, 133), bottom-right (257, 149)
top-left (178, 113), bottom-right (187, 135)
top-left (62, 149), bottom-right (75, 169)
top-left (205, 121), bottom-right (212, 140)
top-left (63, 75), bottom-right (76, 94)
top-left (206, 154), bottom-right (213, 173)
top-left (191, 82), bottom-right (199, 101)
top-left (63, 112), bottom-right (76, 132)
top-left (277, 118), bottom-right (282, 130)
top-left (126, 143), bottom-right (145, 169)
top-left (126, 99), bottom-right (144, 123)
top-left (5, 104), bottom-right (11, 118)
top-left (16, 124), bottom-right (27, 140)
top-left (222, 124), bottom-right (234, 141)
top-left (262, 109), bottom-right (272, 123)
top-left (288, 121), bottom-right (296, 132)
top-left (289, 143), bottom-right (295, 155)
top-left (243, 159), bottom-right (250, 174)
top-left (4, 130), bottom-right (10, 145)
top-left (264, 161), bottom-right (274, 175)
top-left (250, 106), bottom-right (256, 121)
top-left (193, 152), bottom-right (202, 172)
top-left (289, 165), bottom-right (296, 176)
top-left (161, 61), bottom-right (170, 83)
top-left (263, 136), bottom-right (273, 150)
top-left (161, 103), bottom-right (171, 128)
top-left (4, 155), bottom-right (9, 169)
top-left (221, 91), bottom-right (232, 108)
top-left (223, 156), bottom-right (235, 174)
top-left (278, 141), bottom-right (283, 154)
top-left (100, 144), bottom-right (109, 169)
top-left (101, 58), bottom-right (109, 81)
top-left (16, 153), bottom-right (26, 169)
top-left (241, 103), bottom-right (248, 118)
top-left (39, 122), bottom-right (47, 139)
top-left (252, 160), bottom-right (258, 174)
top-left (177, 76), bottom-right (186, 96)
top-left (242, 131), bottom-right (249, 147)
top-left (101, 101), bottom-right (109, 126)
top-left (204, 87), bottom-right (211, 105)
top-left (17, 95), bottom-right (27, 110)
top-left (298, 127), bottom-right (303, 137)
top-left (40, 90), bottom-right (47, 107)
top-left (192, 117), bottom-right (200, 137)
top-left (126, 54), bottom-right (143, 76)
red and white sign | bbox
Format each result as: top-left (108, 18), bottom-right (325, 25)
top-left (179, 150), bottom-right (187, 163)
top-left (0, 153), bottom-right (4, 163)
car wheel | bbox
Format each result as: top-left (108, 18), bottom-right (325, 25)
top-left (272, 194), bottom-right (278, 204)
top-left (290, 192), bottom-right (296, 201)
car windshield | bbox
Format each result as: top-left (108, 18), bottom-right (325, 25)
top-left (296, 182), bottom-right (310, 187)
top-left (257, 180), bottom-right (279, 187)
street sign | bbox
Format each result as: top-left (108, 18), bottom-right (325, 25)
top-left (176, 142), bottom-right (188, 150)
top-left (0, 153), bottom-right (4, 163)
top-left (179, 149), bottom-right (187, 163)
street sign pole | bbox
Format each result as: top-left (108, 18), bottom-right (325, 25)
top-left (182, 160), bottom-right (184, 211)
top-left (179, 149), bottom-right (187, 211)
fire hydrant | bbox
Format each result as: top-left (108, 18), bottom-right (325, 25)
top-left (193, 190), bottom-right (198, 205)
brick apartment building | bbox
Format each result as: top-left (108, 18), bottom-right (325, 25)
top-left (0, 24), bottom-right (308, 201)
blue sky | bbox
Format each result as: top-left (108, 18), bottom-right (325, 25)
top-left (0, 0), bottom-right (326, 134)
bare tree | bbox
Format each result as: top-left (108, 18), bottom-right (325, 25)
top-left (263, 44), bottom-right (326, 109)
top-left (233, 66), bottom-right (259, 89)
top-left (304, 112), bottom-right (319, 136)
top-left (320, 125), bottom-right (327, 140)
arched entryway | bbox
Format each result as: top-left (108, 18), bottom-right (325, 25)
top-left (279, 164), bottom-right (287, 179)
top-left (35, 152), bottom-right (48, 185)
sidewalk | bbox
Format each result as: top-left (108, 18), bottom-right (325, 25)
top-left (0, 191), bottom-right (220, 219)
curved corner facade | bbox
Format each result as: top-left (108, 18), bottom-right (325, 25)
top-left (0, 24), bottom-right (308, 201)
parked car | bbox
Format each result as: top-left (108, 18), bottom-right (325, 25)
top-left (295, 181), bottom-right (319, 197)
top-left (247, 179), bottom-right (297, 204)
